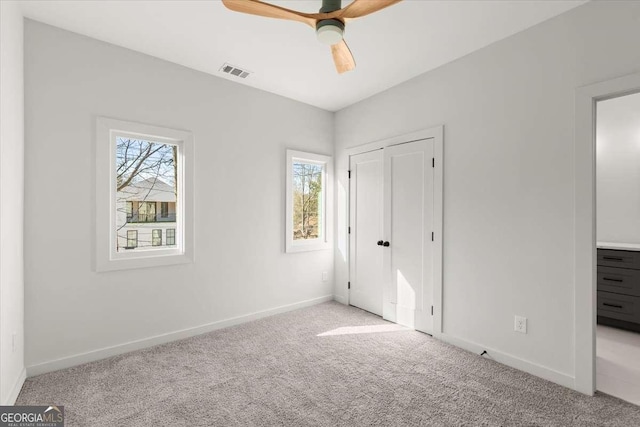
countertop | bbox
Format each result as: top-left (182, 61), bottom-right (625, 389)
top-left (597, 242), bottom-right (640, 252)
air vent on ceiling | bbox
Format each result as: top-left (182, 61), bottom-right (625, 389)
top-left (220, 63), bottom-right (252, 79)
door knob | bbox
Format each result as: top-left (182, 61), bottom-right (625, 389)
top-left (377, 240), bottom-right (384, 246)
top-left (383, 241), bottom-right (390, 247)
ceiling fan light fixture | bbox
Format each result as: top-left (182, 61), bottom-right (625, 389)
top-left (316, 19), bottom-right (345, 45)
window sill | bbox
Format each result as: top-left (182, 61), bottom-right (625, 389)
top-left (285, 241), bottom-right (331, 253)
top-left (96, 252), bottom-right (193, 272)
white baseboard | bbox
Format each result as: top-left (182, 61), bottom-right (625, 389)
top-left (27, 295), bottom-right (333, 377)
top-left (333, 294), bottom-right (347, 305)
top-left (2, 367), bottom-right (26, 405)
top-left (438, 333), bottom-right (575, 390)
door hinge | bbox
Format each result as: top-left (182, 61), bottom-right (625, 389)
top-left (431, 232), bottom-right (434, 241)
top-left (348, 226), bottom-right (351, 234)
top-left (431, 306), bottom-right (434, 315)
top-left (348, 282), bottom-right (351, 290)
top-left (432, 158), bottom-right (435, 168)
top-left (348, 170), bottom-right (351, 179)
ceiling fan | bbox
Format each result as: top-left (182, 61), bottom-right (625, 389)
top-left (221, 0), bottom-right (403, 74)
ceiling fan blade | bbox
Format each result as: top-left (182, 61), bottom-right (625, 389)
top-left (221, 0), bottom-right (318, 28)
top-left (331, 40), bottom-right (356, 74)
top-left (336, 0), bottom-right (403, 19)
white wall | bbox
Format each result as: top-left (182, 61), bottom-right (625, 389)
top-left (0, 0), bottom-right (26, 404)
top-left (597, 92), bottom-right (640, 244)
top-left (334, 0), bottom-right (640, 388)
top-left (24, 21), bottom-right (334, 372)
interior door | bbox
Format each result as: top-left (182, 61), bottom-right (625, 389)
top-left (383, 139), bottom-right (434, 333)
top-left (349, 150), bottom-right (384, 316)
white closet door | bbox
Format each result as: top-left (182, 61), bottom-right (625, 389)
top-left (383, 139), bottom-right (434, 333)
top-left (349, 150), bottom-right (384, 316)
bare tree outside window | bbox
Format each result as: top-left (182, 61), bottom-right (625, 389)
top-left (292, 162), bottom-right (323, 240)
top-left (115, 137), bottom-right (178, 252)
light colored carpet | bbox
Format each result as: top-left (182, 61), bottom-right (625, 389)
top-left (17, 302), bottom-right (640, 426)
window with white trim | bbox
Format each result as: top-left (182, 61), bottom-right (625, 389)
top-left (96, 117), bottom-right (194, 271)
top-left (285, 150), bottom-right (332, 253)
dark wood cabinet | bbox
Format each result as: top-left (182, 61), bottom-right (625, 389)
top-left (597, 248), bottom-right (640, 332)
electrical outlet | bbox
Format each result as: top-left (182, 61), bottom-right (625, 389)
top-left (322, 271), bottom-right (328, 282)
top-left (514, 316), bottom-right (527, 334)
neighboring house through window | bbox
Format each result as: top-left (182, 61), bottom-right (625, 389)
top-left (118, 176), bottom-right (177, 251)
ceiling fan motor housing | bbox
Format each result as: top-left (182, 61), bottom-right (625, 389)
top-left (316, 19), bottom-right (345, 45)
top-left (319, 0), bottom-right (342, 13)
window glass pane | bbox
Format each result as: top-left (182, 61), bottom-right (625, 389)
top-left (138, 202), bottom-right (156, 222)
top-left (152, 229), bottom-right (162, 246)
top-left (126, 230), bottom-right (138, 248)
top-left (166, 229), bottom-right (176, 246)
top-left (292, 162), bottom-right (323, 240)
top-left (115, 137), bottom-right (178, 252)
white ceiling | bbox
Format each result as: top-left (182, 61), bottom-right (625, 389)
top-left (18, 0), bottom-right (586, 111)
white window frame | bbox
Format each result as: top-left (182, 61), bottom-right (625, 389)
top-left (96, 117), bottom-right (194, 272)
top-left (285, 149), bottom-right (332, 253)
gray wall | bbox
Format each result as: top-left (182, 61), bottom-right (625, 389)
top-left (597, 92), bottom-right (640, 244)
top-left (0, 0), bottom-right (25, 404)
top-left (24, 21), bottom-right (334, 370)
top-left (334, 0), bottom-right (640, 384)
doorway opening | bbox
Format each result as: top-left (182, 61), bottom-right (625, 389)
top-left (595, 91), bottom-right (640, 405)
top-left (574, 71), bottom-right (640, 397)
